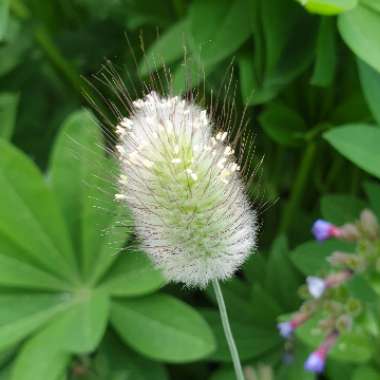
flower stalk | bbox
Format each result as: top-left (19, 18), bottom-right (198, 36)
top-left (212, 279), bottom-right (245, 380)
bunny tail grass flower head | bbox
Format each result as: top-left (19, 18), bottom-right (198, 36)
top-left (114, 91), bottom-right (257, 288)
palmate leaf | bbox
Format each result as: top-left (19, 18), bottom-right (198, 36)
top-left (11, 289), bottom-right (109, 380)
top-left (99, 249), bottom-right (165, 297)
top-left (0, 254), bottom-right (66, 291)
top-left (0, 140), bottom-right (77, 283)
top-left (0, 293), bottom-right (72, 351)
top-left (111, 294), bottom-right (215, 362)
top-left (49, 110), bottom-right (127, 281)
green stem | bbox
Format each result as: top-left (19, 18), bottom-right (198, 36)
top-left (279, 142), bottom-right (317, 233)
top-left (212, 279), bottom-right (245, 380)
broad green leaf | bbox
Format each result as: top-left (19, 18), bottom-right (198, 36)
top-left (321, 194), bottom-right (366, 224)
top-left (259, 103), bottom-right (307, 146)
top-left (139, 19), bottom-right (188, 76)
top-left (0, 93), bottom-right (18, 140)
top-left (202, 309), bottom-right (281, 362)
top-left (11, 336), bottom-right (68, 380)
top-left (50, 110), bottom-right (121, 279)
top-left (299, 0), bottom-right (357, 15)
top-left (189, 0), bottom-right (251, 66)
top-left (95, 332), bottom-right (169, 380)
top-left (100, 250), bottom-right (165, 297)
top-left (0, 293), bottom-right (70, 350)
top-left (111, 294), bottom-right (215, 362)
top-left (41, 289), bottom-right (109, 354)
top-left (0, 254), bottom-right (66, 291)
top-left (357, 59), bottom-right (380, 125)
top-left (0, 0), bottom-right (9, 41)
top-left (311, 18), bottom-right (336, 86)
top-left (291, 240), bottom-right (354, 275)
top-left (265, 236), bottom-right (301, 310)
top-left (339, 5), bottom-right (380, 73)
top-left (297, 314), bottom-right (373, 363)
top-left (324, 124), bottom-right (380, 179)
top-left (0, 140), bottom-right (76, 282)
top-left (363, 181), bottom-right (380, 218)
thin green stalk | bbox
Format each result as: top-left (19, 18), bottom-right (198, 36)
top-left (212, 279), bottom-right (245, 380)
top-left (279, 142), bottom-right (317, 233)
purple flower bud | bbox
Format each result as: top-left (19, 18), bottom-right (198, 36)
top-left (307, 276), bottom-right (326, 298)
top-left (312, 219), bottom-right (340, 241)
top-left (277, 321), bottom-right (294, 338)
top-left (304, 351), bottom-right (325, 373)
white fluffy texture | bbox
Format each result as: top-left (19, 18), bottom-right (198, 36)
top-left (115, 92), bottom-right (256, 287)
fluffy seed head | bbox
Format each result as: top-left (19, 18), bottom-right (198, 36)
top-left (114, 91), bottom-right (256, 287)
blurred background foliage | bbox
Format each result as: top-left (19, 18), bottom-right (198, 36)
top-left (0, 0), bottom-right (380, 379)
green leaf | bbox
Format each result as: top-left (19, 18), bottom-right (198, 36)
top-left (201, 309), bottom-right (281, 362)
top-left (111, 294), bottom-right (215, 362)
top-left (259, 103), bottom-right (307, 146)
top-left (321, 194), bottom-right (366, 224)
top-left (189, 0), bottom-right (251, 66)
top-left (0, 293), bottom-right (71, 350)
top-left (324, 124), bottom-right (380, 179)
top-left (0, 93), bottom-right (19, 140)
top-left (139, 19), bottom-right (188, 76)
top-left (361, 0), bottom-right (380, 13)
top-left (96, 332), bottom-right (169, 380)
top-left (0, 254), bottom-right (66, 291)
top-left (311, 18), bottom-right (337, 86)
top-left (49, 110), bottom-right (123, 280)
top-left (357, 58), bottom-right (380, 125)
top-left (171, 56), bottom-right (216, 94)
top-left (363, 181), bottom-right (380, 218)
top-left (300, 0), bottom-right (358, 15)
top-left (347, 275), bottom-right (378, 303)
top-left (100, 250), bottom-right (165, 297)
top-left (245, 0), bottom-right (318, 104)
top-left (351, 366), bottom-right (380, 380)
top-left (11, 338), bottom-right (68, 380)
top-left (206, 278), bottom-right (256, 324)
top-left (0, 140), bottom-right (76, 282)
top-left (338, 5), bottom-right (380, 73)
top-left (297, 314), bottom-right (373, 363)
top-left (250, 284), bottom-right (283, 329)
top-left (0, 0), bottom-right (9, 41)
top-left (265, 235), bottom-right (301, 310)
top-left (291, 240), bottom-right (354, 275)
top-left (45, 289), bottom-right (109, 354)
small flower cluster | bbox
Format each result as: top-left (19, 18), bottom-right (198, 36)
top-left (278, 209), bottom-right (380, 373)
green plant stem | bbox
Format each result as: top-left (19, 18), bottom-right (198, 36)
top-left (212, 279), bottom-right (245, 380)
top-left (279, 142), bottom-right (317, 233)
